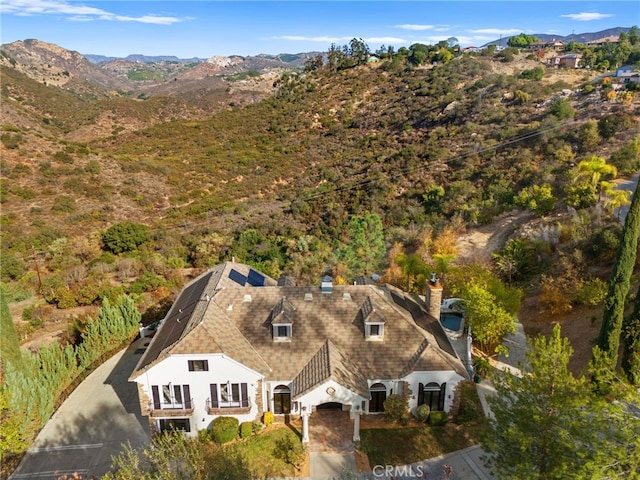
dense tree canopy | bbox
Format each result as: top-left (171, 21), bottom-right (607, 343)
top-left (507, 33), bottom-right (540, 48)
top-left (483, 325), bottom-right (640, 479)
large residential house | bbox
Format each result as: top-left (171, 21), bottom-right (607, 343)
top-left (586, 36), bottom-right (619, 47)
top-left (527, 40), bottom-right (565, 51)
top-left (129, 262), bottom-right (468, 442)
top-left (548, 53), bottom-right (583, 69)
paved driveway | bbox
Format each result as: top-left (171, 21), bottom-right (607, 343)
top-left (10, 337), bottom-right (151, 479)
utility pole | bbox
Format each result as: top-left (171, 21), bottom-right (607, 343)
top-left (32, 247), bottom-right (42, 290)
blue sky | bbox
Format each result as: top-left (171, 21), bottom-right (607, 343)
top-left (1, 1), bottom-right (637, 58)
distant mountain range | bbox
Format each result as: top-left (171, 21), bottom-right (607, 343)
top-left (84, 54), bottom-right (205, 64)
top-left (483, 26), bottom-right (632, 48)
top-left (81, 27), bottom-right (634, 61)
top-left (0, 27), bottom-right (631, 98)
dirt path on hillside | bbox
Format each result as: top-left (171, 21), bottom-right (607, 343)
top-left (455, 210), bottom-right (601, 375)
top-left (456, 211), bottom-right (534, 263)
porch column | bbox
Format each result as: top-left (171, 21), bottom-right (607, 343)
top-left (301, 412), bottom-right (310, 443)
top-left (353, 411), bottom-right (361, 442)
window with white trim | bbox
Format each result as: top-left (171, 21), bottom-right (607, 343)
top-left (209, 382), bottom-right (249, 408)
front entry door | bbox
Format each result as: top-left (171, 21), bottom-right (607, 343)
top-left (369, 390), bottom-right (386, 412)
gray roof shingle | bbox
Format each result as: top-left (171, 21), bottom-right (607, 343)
top-left (131, 264), bottom-right (467, 384)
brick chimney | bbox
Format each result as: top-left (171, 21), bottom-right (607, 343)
top-left (425, 272), bottom-right (442, 319)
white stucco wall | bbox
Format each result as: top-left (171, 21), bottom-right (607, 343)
top-left (403, 370), bottom-right (466, 414)
top-left (296, 379), bottom-right (368, 416)
top-left (132, 353), bottom-right (263, 436)
top-left (265, 380), bottom-right (298, 414)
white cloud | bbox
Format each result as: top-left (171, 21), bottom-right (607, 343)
top-left (0, 0), bottom-right (184, 24)
top-left (363, 37), bottom-right (407, 45)
top-left (278, 35), bottom-right (352, 43)
top-left (468, 28), bottom-right (523, 35)
top-left (560, 12), bottom-right (614, 21)
top-left (395, 24), bottom-right (436, 31)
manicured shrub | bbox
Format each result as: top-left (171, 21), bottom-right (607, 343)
top-left (240, 421), bottom-right (253, 438)
top-left (427, 411), bottom-right (448, 426)
top-left (263, 411), bottom-right (274, 427)
top-left (252, 421), bottom-right (262, 434)
top-left (197, 428), bottom-right (212, 443)
top-left (383, 393), bottom-right (409, 425)
top-left (212, 416), bottom-right (239, 444)
top-left (415, 403), bottom-right (431, 423)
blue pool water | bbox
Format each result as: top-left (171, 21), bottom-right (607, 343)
top-left (440, 311), bottom-right (463, 331)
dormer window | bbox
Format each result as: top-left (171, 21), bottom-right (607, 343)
top-left (271, 297), bottom-right (294, 341)
top-left (274, 324), bottom-right (292, 340)
top-left (361, 296), bottom-right (385, 340)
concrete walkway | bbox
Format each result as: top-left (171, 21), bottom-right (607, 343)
top-left (307, 410), bottom-right (357, 479)
top-left (309, 452), bottom-right (357, 480)
top-left (303, 445), bottom-right (494, 480)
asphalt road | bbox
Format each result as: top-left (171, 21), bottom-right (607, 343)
top-left (10, 337), bottom-right (151, 479)
top-left (614, 172), bottom-right (639, 223)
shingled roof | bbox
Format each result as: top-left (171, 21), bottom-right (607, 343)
top-left (131, 263), bottom-right (467, 383)
top-left (131, 262), bottom-right (276, 378)
top-left (291, 339), bottom-right (370, 399)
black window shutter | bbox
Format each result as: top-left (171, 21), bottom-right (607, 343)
top-left (438, 383), bottom-right (446, 411)
top-left (188, 360), bottom-right (194, 371)
top-left (152, 385), bottom-right (161, 409)
top-left (185, 419), bottom-right (191, 433)
top-left (203, 360), bottom-right (209, 371)
top-left (210, 384), bottom-right (218, 408)
top-left (417, 383), bottom-right (424, 406)
top-left (183, 385), bottom-right (191, 409)
top-left (241, 383), bottom-right (249, 407)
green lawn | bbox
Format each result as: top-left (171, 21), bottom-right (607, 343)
top-left (360, 424), bottom-right (478, 466)
top-left (360, 382), bottom-right (487, 466)
top-left (230, 426), bottom-right (304, 478)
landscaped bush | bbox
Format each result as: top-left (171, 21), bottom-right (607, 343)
top-left (427, 411), bottom-right (448, 426)
top-left (273, 435), bottom-right (306, 470)
top-left (456, 382), bottom-right (483, 424)
top-left (383, 393), bottom-right (409, 425)
top-left (263, 411), bottom-right (274, 427)
top-left (415, 403), bottom-right (430, 423)
top-left (212, 416), bottom-right (239, 444)
top-left (252, 421), bottom-right (262, 434)
top-left (197, 428), bottom-right (212, 443)
top-left (240, 421), bottom-right (253, 438)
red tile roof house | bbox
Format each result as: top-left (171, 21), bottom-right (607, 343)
top-left (129, 262), bottom-right (469, 442)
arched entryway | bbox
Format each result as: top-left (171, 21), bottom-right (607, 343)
top-left (316, 401), bottom-right (343, 410)
top-left (273, 384), bottom-right (291, 414)
top-left (369, 383), bottom-right (386, 413)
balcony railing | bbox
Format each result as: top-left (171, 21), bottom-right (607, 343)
top-left (149, 398), bottom-right (194, 417)
top-left (206, 397), bottom-right (251, 415)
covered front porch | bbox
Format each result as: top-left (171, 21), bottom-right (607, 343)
top-left (295, 379), bottom-right (367, 444)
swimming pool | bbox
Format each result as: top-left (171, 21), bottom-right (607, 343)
top-left (440, 311), bottom-right (464, 336)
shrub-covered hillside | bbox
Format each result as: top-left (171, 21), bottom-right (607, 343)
top-left (1, 43), bottom-right (639, 317)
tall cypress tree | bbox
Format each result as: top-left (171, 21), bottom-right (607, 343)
top-left (597, 181), bottom-right (640, 369)
top-left (0, 287), bottom-right (22, 381)
top-left (622, 291), bottom-right (640, 384)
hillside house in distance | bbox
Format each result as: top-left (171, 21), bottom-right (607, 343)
top-left (586, 36), bottom-right (620, 47)
top-left (548, 53), bottom-right (583, 69)
top-left (527, 39), bottom-right (565, 51)
top-left (129, 262), bottom-right (468, 442)
top-left (616, 65), bottom-right (640, 85)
